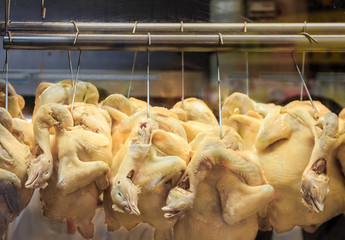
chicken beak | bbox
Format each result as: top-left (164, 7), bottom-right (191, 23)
top-left (129, 202), bottom-right (140, 215)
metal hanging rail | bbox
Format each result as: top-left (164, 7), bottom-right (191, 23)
top-left (2, 22), bottom-right (345, 52)
top-left (2, 22), bottom-right (345, 34)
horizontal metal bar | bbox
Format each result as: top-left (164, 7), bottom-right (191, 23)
top-left (3, 33), bottom-right (345, 52)
top-left (2, 22), bottom-right (345, 35)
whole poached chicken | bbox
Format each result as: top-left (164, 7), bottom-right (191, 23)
top-left (25, 102), bottom-right (112, 238)
top-left (104, 110), bottom-right (190, 240)
top-left (163, 127), bottom-right (274, 240)
top-left (255, 100), bottom-right (345, 233)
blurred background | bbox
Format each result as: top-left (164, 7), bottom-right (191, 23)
top-left (1, 0), bottom-right (345, 116)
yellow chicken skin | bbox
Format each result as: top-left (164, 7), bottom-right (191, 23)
top-left (104, 118), bottom-right (190, 240)
top-left (33, 80), bottom-right (99, 119)
top-left (163, 128), bottom-right (274, 240)
top-left (0, 108), bottom-right (33, 236)
top-left (222, 92), bottom-right (276, 150)
top-left (25, 103), bottom-right (112, 239)
top-left (100, 94), bottom-right (147, 136)
top-left (0, 81), bottom-right (25, 119)
top-left (111, 107), bottom-right (187, 156)
top-left (255, 101), bottom-right (345, 233)
top-left (171, 98), bottom-right (219, 142)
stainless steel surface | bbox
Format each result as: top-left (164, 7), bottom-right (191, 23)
top-left (2, 22), bottom-right (345, 34)
top-left (4, 33), bottom-right (345, 52)
top-left (291, 52), bottom-right (318, 114)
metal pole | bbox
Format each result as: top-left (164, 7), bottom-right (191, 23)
top-left (4, 34), bottom-right (345, 52)
top-left (3, 22), bottom-right (345, 34)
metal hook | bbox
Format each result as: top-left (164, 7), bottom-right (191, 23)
top-left (245, 52), bottom-right (249, 96)
top-left (302, 20), bottom-right (307, 33)
top-left (127, 51), bottom-right (137, 98)
top-left (41, 0), bottom-right (46, 20)
top-left (70, 50), bottom-right (82, 114)
top-left (299, 21), bottom-right (318, 44)
top-left (4, 50), bottom-right (9, 111)
top-left (218, 33), bottom-right (224, 46)
top-left (291, 52), bottom-right (318, 114)
top-left (8, 31), bottom-right (12, 43)
top-left (71, 21), bottom-right (79, 45)
top-left (146, 50), bottom-right (150, 118)
top-left (67, 50), bottom-right (74, 87)
top-left (132, 21), bottom-right (138, 33)
top-left (147, 32), bottom-right (152, 46)
top-left (181, 51), bottom-right (185, 109)
top-left (180, 21), bottom-right (184, 32)
top-left (216, 51), bottom-right (222, 139)
top-left (300, 52), bottom-right (306, 101)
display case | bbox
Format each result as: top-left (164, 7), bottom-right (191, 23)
top-left (1, 1), bottom-right (345, 240)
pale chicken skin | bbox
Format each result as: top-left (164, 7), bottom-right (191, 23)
top-left (111, 107), bottom-right (187, 156)
top-left (25, 103), bottom-right (112, 239)
top-left (0, 81), bottom-right (25, 119)
top-left (0, 108), bottom-right (33, 236)
top-left (221, 92), bottom-right (275, 150)
top-left (33, 80), bottom-right (99, 119)
top-left (104, 118), bottom-right (190, 240)
top-left (171, 98), bottom-right (219, 142)
top-left (100, 94), bottom-right (147, 136)
top-left (163, 128), bottom-right (274, 240)
top-left (255, 101), bottom-right (345, 233)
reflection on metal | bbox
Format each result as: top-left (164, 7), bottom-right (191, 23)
top-left (291, 52), bottom-right (318, 114)
top-left (2, 22), bottom-right (345, 52)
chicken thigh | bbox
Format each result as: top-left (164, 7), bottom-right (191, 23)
top-left (111, 107), bottom-right (187, 156)
top-left (255, 101), bottom-right (345, 233)
top-left (25, 103), bottom-right (112, 238)
top-left (163, 128), bottom-right (274, 240)
top-left (0, 108), bottom-right (33, 236)
top-left (171, 98), bottom-right (219, 142)
top-left (222, 92), bottom-right (275, 150)
top-left (0, 81), bottom-right (25, 119)
top-left (33, 80), bottom-right (99, 119)
top-left (104, 118), bottom-right (190, 240)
